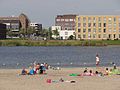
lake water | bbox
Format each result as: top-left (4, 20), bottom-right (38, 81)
top-left (0, 46), bottom-right (120, 69)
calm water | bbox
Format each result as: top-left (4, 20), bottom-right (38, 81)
top-left (0, 46), bottom-right (120, 68)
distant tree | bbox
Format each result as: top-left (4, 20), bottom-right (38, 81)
top-left (53, 28), bottom-right (59, 39)
top-left (6, 29), bottom-right (14, 38)
top-left (48, 27), bottom-right (52, 40)
top-left (27, 27), bottom-right (36, 37)
top-left (68, 35), bottom-right (75, 40)
top-left (19, 28), bottom-right (26, 39)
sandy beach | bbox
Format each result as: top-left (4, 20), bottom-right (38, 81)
top-left (0, 67), bottom-right (120, 90)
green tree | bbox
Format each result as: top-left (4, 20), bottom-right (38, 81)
top-left (53, 28), bottom-right (59, 39)
top-left (19, 28), bottom-right (26, 39)
top-left (6, 29), bottom-right (14, 38)
top-left (27, 27), bottom-right (36, 38)
top-left (48, 27), bottom-right (52, 40)
top-left (68, 35), bottom-right (75, 40)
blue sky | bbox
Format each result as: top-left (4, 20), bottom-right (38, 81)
top-left (0, 0), bottom-right (120, 27)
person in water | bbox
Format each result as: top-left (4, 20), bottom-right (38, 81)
top-left (96, 54), bottom-right (100, 67)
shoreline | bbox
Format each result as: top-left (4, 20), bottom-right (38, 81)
top-left (0, 40), bottom-right (120, 46)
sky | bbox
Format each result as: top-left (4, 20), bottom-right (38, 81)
top-left (0, 0), bottom-right (120, 27)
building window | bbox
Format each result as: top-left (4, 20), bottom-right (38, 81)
top-left (98, 23), bottom-right (101, 27)
top-left (93, 34), bottom-right (96, 38)
top-left (103, 34), bottom-right (106, 38)
top-left (88, 23), bottom-right (91, 27)
top-left (88, 17), bottom-right (91, 23)
top-left (65, 19), bottom-right (69, 22)
top-left (104, 17), bottom-right (106, 22)
top-left (70, 19), bottom-right (73, 21)
top-left (88, 29), bottom-right (91, 32)
top-left (109, 17), bottom-right (112, 21)
top-left (98, 34), bottom-right (101, 38)
top-left (83, 23), bottom-right (86, 27)
top-left (93, 23), bottom-right (96, 27)
top-left (78, 23), bottom-right (81, 27)
top-left (114, 23), bottom-right (116, 27)
top-left (119, 23), bottom-right (120, 27)
top-left (61, 19), bottom-right (64, 21)
top-left (114, 34), bottom-right (116, 38)
top-left (78, 17), bottom-right (80, 22)
top-left (108, 24), bottom-right (112, 27)
top-left (103, 23), bottom-right (106, 27)
top-left (78, 34), bottom-right (81, 38)
top-left (109, 17), bottom-right (112, 23)
top-left (108, 34), bottom-right (111, 39)
top-left (83, 17), bottom-right (86, 22)
top-left (65, 32), bottom-right (68, 35)
top-left (98, 28), bottom-right (101, 32)
top-left (83, 29), bottom-right (86, 33)
top-left (103, 29), bottom-right (106, 33)
top-left (98, 17), bottom-right (101, 22)
top-left (108, 29), bottom-right (112, 32)
top-left (93, 28), bottom-right (96, 32)
top-left (83, 34), bottom-right (86, 38)
top-left (114, 17), bottom-right (116, 22)
top-left (119, 18), bottom-right (120, 22)
top-left (78, 29), bottom-right (81, 32)
top-left (88, 34), bottom-right (91, 39)
top-left (113, 29), bottom-right (116, 32)
top-left (56, 19), bottom-right (60, 21)
top-left (93, 17), bottom-right (96, 22)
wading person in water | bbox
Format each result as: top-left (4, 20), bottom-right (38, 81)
top-left (96, 54), bottom-right (100, 67)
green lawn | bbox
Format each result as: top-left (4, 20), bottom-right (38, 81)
top-left (0, 39), bottom-right (120, 46)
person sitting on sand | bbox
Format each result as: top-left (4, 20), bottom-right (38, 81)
top-left (84, 68), bottom-right (88, 73)
top-left (95, 71), bottom-right (104, 76)
top-left (36, 63), bottom-right (40, 74)
top-left (28, 67), bottom-right (35, 75)
top-left (82, 69), bottom-right (94, 76)
top-left (89, 70), bottom-right (94, 76)
top-left (105, 68), bottom-right (109, 75)
top-left (21, 68), bottom-right (27, 75)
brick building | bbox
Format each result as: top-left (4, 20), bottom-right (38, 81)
top-left (55, 14), bottom-right (76, 39)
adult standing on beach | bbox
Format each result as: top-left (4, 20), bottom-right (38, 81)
top-left (96, 54), bottom-right (100, 67)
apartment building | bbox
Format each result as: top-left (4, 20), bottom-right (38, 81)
top-left (76, 15), bottom-right (120, 40)
top-left (0, 13), bottom-right (30, 38)
top-left (55, 14), bottom-right (76, 39)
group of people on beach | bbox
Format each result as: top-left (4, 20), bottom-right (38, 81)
top-left (82, 66), bottom-right (120, 77)
top-left (21, 62), bottom-right (49, 75)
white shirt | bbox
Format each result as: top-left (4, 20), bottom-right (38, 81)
top-left (96, 57), bottom-right (100, 62)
